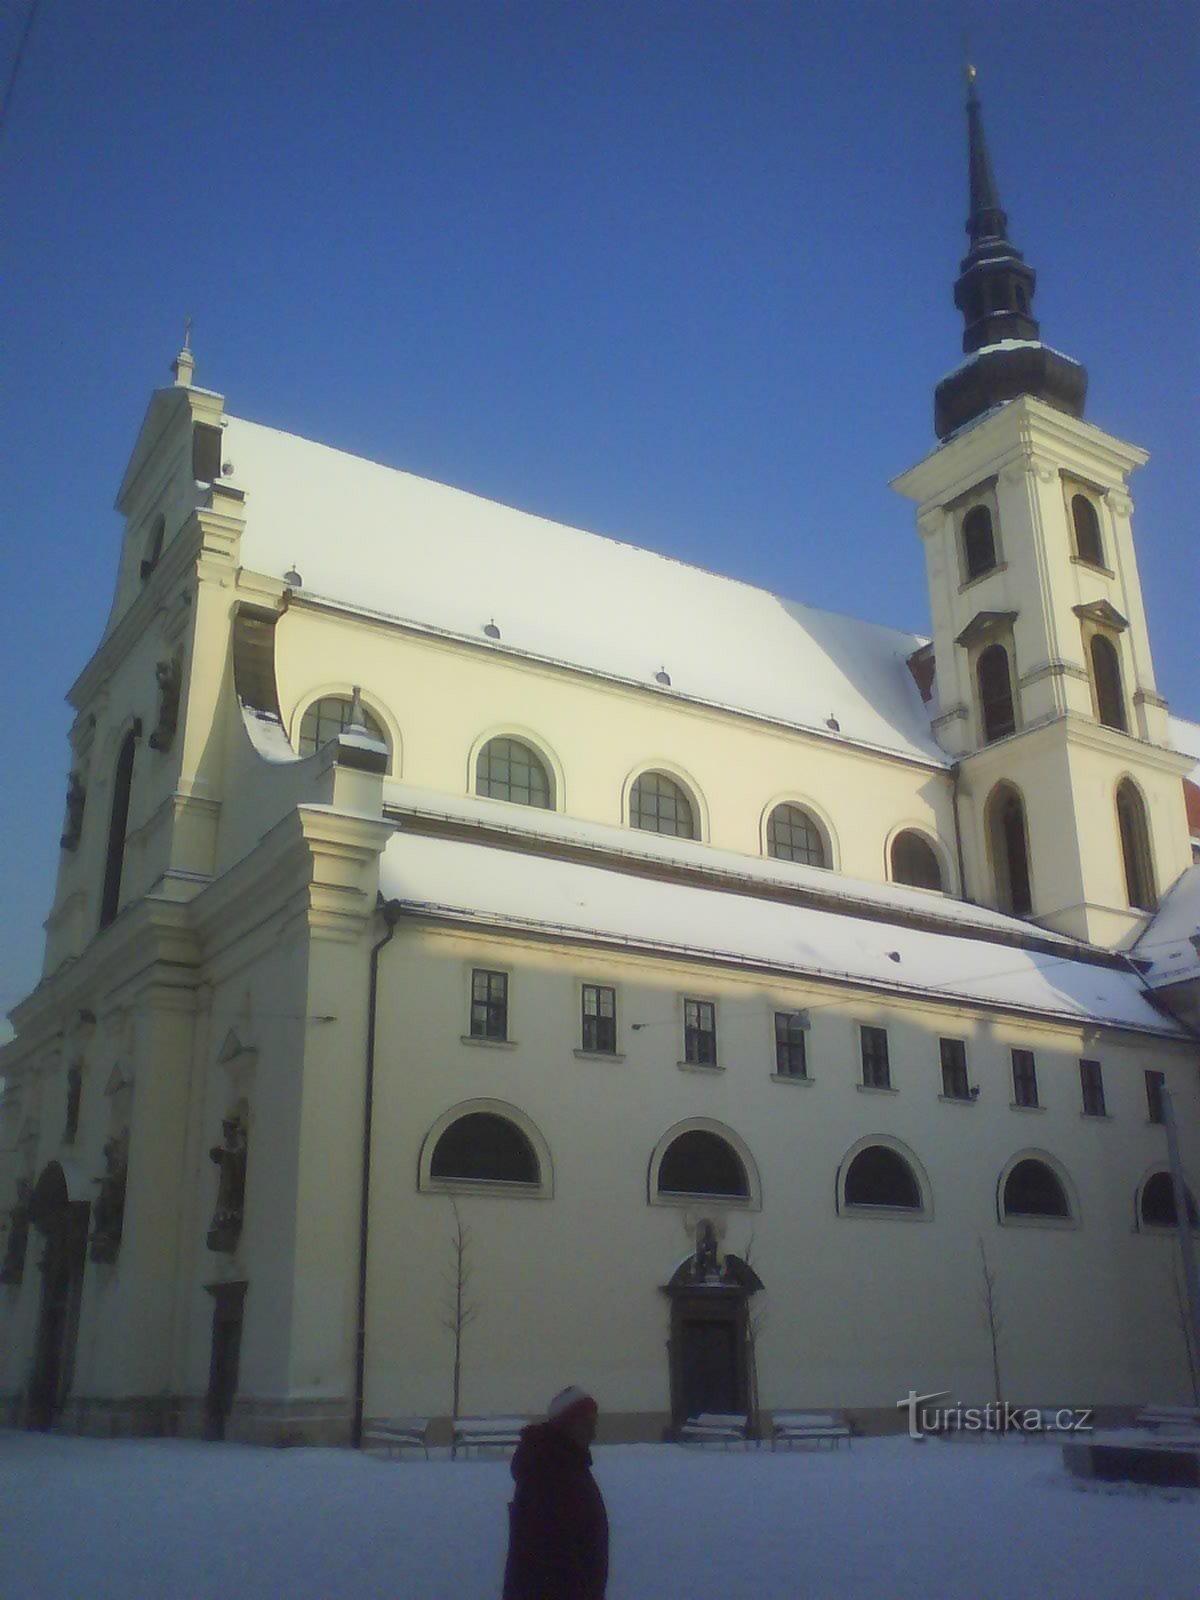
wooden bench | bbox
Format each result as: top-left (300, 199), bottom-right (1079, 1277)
top-left (770, 1411), bottom-right (852, 1449)
top-left (452, 1416), bottom-right (531, 1457)
top-left (1135, 1405), bottom-right (1200, 1435)
top-left (678, 1412), bottom-right (750, 1448)
top-left (363, 1416), bottom-right (433, 1459)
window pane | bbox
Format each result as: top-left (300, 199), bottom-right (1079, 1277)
top-left (940, 1038), bottom-right (968, 1099)
top-left (1145, 1070), bottom-right (1165, 1124)
top-left (299, 696), bottom-right (387, 759)
top-left (767, 805), bottom-right (827, 867)
top-left (658, 1130), bottom-right (748, 1197)
top-left (774, 1012), bottom-right (808, 1077)
top-left (581, 985), bottom-right (616, 1052)
top-left (430, 1113), bottom-right (538, 1184)
top-left (962, 505), bottom-right (996, 580)
top-left (630, 772), bottom-right (695, 838)
top-left (1011, 1049), bottom-right (1038, 1107)
top-left (470, 969), bottom-right (508, 1040)
top-left (1072, 495), bottom-right (1103, 566)
top-left (684, 1000), bottom-right (716, 1064)
top-left (1079, 1059), bottom-right (1106, 1117)
top-left (978, 645), bottom-right (1016, 742)
top-left (844, 1146), bottom-right (920, 1209)
top-left (891, 832), bottom-right (943, 891)
top-left (475, 737), bottom-right (553, 808)
top-left (1004, 1159), bottom-right (1068, 1218)
top-left (860, 1026), bottom-right (890, 1089)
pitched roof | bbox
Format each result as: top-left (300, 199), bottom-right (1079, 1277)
top-left (223, 416), bottom-right (944, 765)
top-left (1135, 863), bottom-right (1200, 992)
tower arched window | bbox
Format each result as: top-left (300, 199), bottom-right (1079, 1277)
top-left (1090, 636), bottom-right (1127, 732)
top-left (475, 737), bottom-right (553, 809)
top-left (298, 696), bottom-right (391, 769)
top-left (766, 804), bottom-right (828, 868)
top-left (977, 644), bottom-right (1016, 742)
top-left (99, 731), bottom-right (137, 928)
top-left (890, 831), bottom-right (943, 892)
top-left (1071, 495), bottom-right (1104, 567)
top-left (961, 506), bottom-right (996, 581)
top-left (630, 772), bottom-right (696, 838)
top-left (1116, 780), bottom-right (1156, 912)
top-left (987, 784), bottom-right (1032, 916)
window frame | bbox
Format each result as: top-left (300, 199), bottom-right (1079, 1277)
top-left (295, 692), bottom-right (392, 770)
top-left (1137, 1169), bottom-right (1200, 1231)
top-left (939, 1037), bottom-right (970, 1101)
top-left (836, 1136), bottom-right (931, 1220)
top-left (418, 1099), bottom-right (553, 1200)
top-left (859, 1024), bottom-right (892, 1090)
top-left (773, 1011), bottom-right (809, 1079)
top-left (1079, 1059), bottom-right (1107, 1118)
top-left (766, 803), bottom-right (829, 868)
top-left (1010, 1048), bottom-right (1039, 1110)
top-left (1145, 1069), bottom-right (1165, 1125)
top-left (889, 829), bottom-right (945, 893)
top-left (468, 968), bottom-right (510, 1043)
top-left (1089, 634), bottom-right (1128, 732)
top-left (961, 503), bottom-right (998, 583)
top-left (628, 769), bottom-right (699, 839)
top-left (1069, 492), bottom-right (1105, 568)
top-left (647, 1118), bottom-right (762, 1210)
top-left (1117, 779), bottom-right (1157, 913)
top-left (998, 1152), bottom-right (1077, 1228)
top-left (682, 998), bottom-right (718, 1068)
top-left (580, 982), bottom-right (618, 1056)
top-left (474, 734), bottom-right (555, 810)
top-left (976, 642), bottom-right (1017, 743)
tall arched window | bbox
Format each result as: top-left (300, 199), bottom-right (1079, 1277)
top-left (1003, 1158), bottom-right (1070, 1219)
top-left (987, 784), bottom-right (1032, 916)
top-left (977, 644), bottom-right (1016, 742)
top-left (429, 1112), bottom-right (539, 1186)
top-left (475, 737), bottom-right (553, 808)
top-left (657, 1130), bottom-right (748, 1198)
top-left (1071, 495), bottom-right (1104, 567)
top-left (962, 506), bottom-right (996, 581)
top-left (1116, 780), bottom-right (1156, 911)
top-left (630, 772), bottom-right (695, 838)
top-left (767, 804), bottom-right (828, 867)
top-left (99, 731), bottom-right (137, 928)
top-left (298, 696), bottom-right (390, 768)
top-left (1090, 636), bottom-right (1127, 732)
top-left (890, 830), bottom-right (943, 891)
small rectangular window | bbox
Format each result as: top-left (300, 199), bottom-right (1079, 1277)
top-left (774, 1012), bottom-right (808, 1078)
top-left (192, 422), bottom-right (223, 483)
top-left (939, 1038), bottom-right (969, 1100)
top-left (1145, 1069), bottom-right (1165, 1125)
top-left (581, 984), bottom-right (616, 1053)
top-left (1011, 1048), bottom-right (1039, 1108)
top-left (684, 1000), bottom-right (717, 1066)
top-left (860, 1026), bottom-right (890, 1089)
top-left (470, 969), bottom-right (508, 1041)
top-left (1079, 1059), bottom-right (1106, 1118)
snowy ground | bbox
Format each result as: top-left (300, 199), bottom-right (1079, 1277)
top-left (1, 1429), bottom-right (1196, 1599)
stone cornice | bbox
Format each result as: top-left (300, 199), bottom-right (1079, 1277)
top-left (959, 711), bottom-right (1194, 779)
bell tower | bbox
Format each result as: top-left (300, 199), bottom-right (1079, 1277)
top-left (894, 71), bottom-right (1192, 947)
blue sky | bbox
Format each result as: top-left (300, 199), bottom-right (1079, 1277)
top-left (1, 0), bottom-right (1196, 1023)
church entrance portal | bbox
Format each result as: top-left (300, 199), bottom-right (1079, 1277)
top-left (663, 1224), bottom-right (763, 1433)
top-left (204, 1281), bottom-right (247, 1440)
top-left (26, 1163), bottom-right (90, 1430)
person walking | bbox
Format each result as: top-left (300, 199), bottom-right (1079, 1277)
top-left (502, 1386), bottom-right (609, 1600)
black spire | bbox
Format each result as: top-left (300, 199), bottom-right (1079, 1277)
top-left (934, 68), bottom-right (1087, 440)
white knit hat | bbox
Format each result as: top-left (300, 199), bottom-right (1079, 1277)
top-left (547, 1385), bottom-right (598, 1424)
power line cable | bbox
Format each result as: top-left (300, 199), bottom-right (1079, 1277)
top-left (0, 0), bottom-right (41, 144)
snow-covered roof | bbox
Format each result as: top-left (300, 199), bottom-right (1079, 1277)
top-left (377, 830), bottom-right (1182, 1036)
top-left (1134, 864), bottom-right (1200, 991)
top-left (222, 417), bottom-right (943, 765)
top-left (381, 778), bottom-right (1079, 949)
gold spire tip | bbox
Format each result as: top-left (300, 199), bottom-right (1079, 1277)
top-left (965, 63), bottom-right (977, 85)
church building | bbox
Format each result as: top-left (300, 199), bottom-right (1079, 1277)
top-left (2, 77), bottom-right (1199, 1444)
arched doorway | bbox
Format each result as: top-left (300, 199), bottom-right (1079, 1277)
top-left (662, 1224), bottom-right (763, 1433)
top-left (26, 1162), bottom-right (91, 1430)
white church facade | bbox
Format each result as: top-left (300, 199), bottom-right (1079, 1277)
top-left (2, 80), bottom-right (1199, 1444)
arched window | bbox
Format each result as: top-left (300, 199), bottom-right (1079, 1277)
top-left (298, 696), bottom-right (390, 767)
top-left (475, 737), bottom-right (553, 809)
top-left (987, 785), bottom-right (1032, 916)
top-left (977, 644), bottom-right (1016, 742)
top-left (1003, 1158), bottom-right (1070, 1219)
top-left (1117, 780), bottom-right (1156, 911)
top-left (890, 831), bottom-right (943, 892)
top-left (1071, 495), bottom-right (1104, 567)
top-left (429, 1112), bottom-right (539, 1186)
top-left (962, 506), bottom-right (996, 581)
top-left (1090, 636), bottom-right (1127, 732)
top-left (1140, 1171), bottom-right (1199, 1229)
top-left (657, 1130), bottom-right (748, 1199)
top-left (843, 1146), bottom-right (922, 1210)
top-left (630, 772), bottom-right (695, 838)
top-left (767, 804), bottom-right (828, 867)
top-left (99, 731), bottom-right (137, 928)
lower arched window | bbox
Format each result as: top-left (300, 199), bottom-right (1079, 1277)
top-left (429, 1112), bottom-right (539, 1186)
top-left (767, 804), bottom-right (828, 867)
top-left (1003, 1159), bottom-right (1069, 1219)
top-left (890, 831), bottom-right (943, 891)
top-left (298, 696), bottom-right (389, 766)
top-left (1139, 1171), bottom-right (1199, 1229)
top-left (475, 736), bottom-right (553, 809)
top-left (843, 1145), bottom-right (922, 1210)
top-left (630, 771), bottom-right (695, 838)
top-left (1116, 780), bottom-right (1156, 912)
top-left (657, 1130), bottom-right (748, 1199)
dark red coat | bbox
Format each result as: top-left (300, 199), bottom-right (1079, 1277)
top-left (501, 1421), bottom-right (609, 1600)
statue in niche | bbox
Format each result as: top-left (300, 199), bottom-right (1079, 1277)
top-left (90, 1129), bottom-right (129, 1264)
top-left (60, 771), bottom-right (87, 851)
top-left (207, 1114), bottom-right (247, 1253)
top-left (148, 655), bottom-right (182, 753)
top-left (0, 1179), bottom-right (32, 1285)
top-left (694, 1219), bottom-right (721, 1282)
top-left (63, 1067), bottom-right (82, 1145)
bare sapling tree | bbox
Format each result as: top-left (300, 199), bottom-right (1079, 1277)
top-left (1169, 1260), bottom-right (1200, 1405)
top-left (441, 1200), bottom-right (478, 1455)
top-left (978, 1237), bottom-right (1003, 1406)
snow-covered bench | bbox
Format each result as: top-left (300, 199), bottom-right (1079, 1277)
top-left (1135, 1405), bottom-right (1200, 1434)
top-left (678, 1412), bottom-right (751, 1448)
top-left (363, 1417), bottom-right (433, 1459)
top-left (452, 1416), bottom-right (530, 1457)
top-left (770, 1411), bottom-right (851, 1449)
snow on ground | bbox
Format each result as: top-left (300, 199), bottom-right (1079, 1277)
top-left (1, 1430), bottom-right (1196, 1600)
